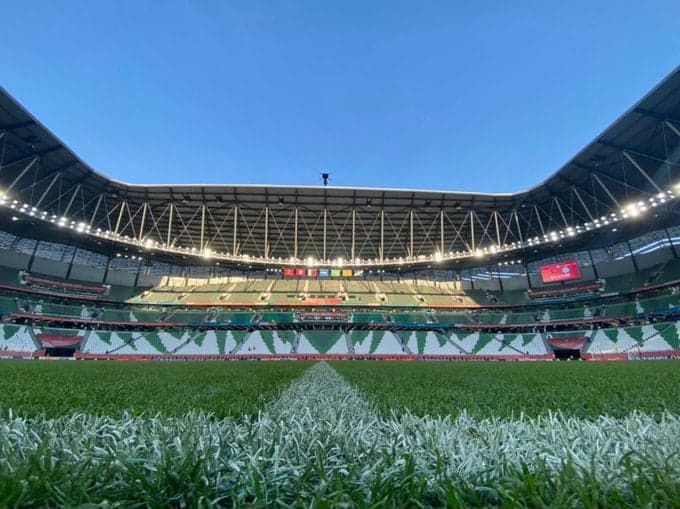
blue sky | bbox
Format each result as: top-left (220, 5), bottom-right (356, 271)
top-left (2, 1), bottom-right (679, 192)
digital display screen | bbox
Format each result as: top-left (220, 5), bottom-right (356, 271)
top-left (540, 261), bottom-right (581, 283)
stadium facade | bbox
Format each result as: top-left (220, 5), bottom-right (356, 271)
top-left (0, 67), bottom-right (679, 361)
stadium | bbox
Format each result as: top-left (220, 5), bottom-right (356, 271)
top-left (2, 65), bottom-right (680, 506)
top-left (1, 69), bottom-right (680, 363)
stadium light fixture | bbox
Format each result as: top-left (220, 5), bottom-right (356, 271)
top-left (623, 202), bottom-right (642, 217)
top-left (433, 251), bottom-right (442, 262)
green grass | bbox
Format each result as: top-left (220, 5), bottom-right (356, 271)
top-left (2, 360), bottom-right (680, 507)
top-left (1, 362), bottom-right (680, 508)
top-left (0, 360), bottom-right (310, 418)
top-left (332, 360), bottom-right (680, 419)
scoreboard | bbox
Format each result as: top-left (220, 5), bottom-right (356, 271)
top-left (540, 261), bottom-right (581, 283)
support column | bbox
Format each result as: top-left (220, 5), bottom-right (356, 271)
top-left (588, 250), bottom-right (600, 279)
top-left (626, 240), bottom-right (639, 272)
top-left (65, 247), bottom-right (78, 280)
top-left (524, 263), bottom-right (532, 289)
top-left (27, 240), bottom-right (40, 272)
top-left (133, 258), bottom-right (143, 287)
top-left (103, 255), bottom-right (112, 284)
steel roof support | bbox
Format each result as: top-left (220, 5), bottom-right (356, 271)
top-left (533, 205), bottom-right (546, 235)
top-left (264, 206), bottom-right (269, 258)
top-left (167, 203), bottom-right (174, 247)
top-left (553, 197), bottom-right (569, 228)
top-left (440, 209), bottom-right (445, 252)
top-left (7, 156), bottom-right (39, 192)
top-left (493, 211), bottom-right (501, 246)
top-left (571, 186), bottom-right (595, 222)
top-left (200, 204), bottom-right (206, 251)
top-left (409, 209), bottom-right (414, 258)
top-left (666, 120), bottom-right (680, 137)
top-left (323, 208), bottom-right (327, 261)
top-left (34, 171), bottom-right (61, 208)
top-left (88, 194), bottom-right (104, 229)
top-left (380, 209), bottom-right (384, 262)
top-left (351, 208), bottom-right (355, 261)
top-left (470, 211), bottom-right (475, 250)
top-left (294, 207), bottom-right (298, 259)
top-left (114, 200), bottom-right (126, 236)
top-left (0, 133), bottom-right (6, 170)
top-left (622, 151), bottom-right (662, 193)
top-left (63, 184), bottom-right (82, 218)
top-left (138, 202), bottom-right (148, 243)
top-left (232, 205), bottom-right (238, 255)
top-left (591, 174), bottom-right (621, 209)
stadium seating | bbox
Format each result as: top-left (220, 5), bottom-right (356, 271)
top-left (586, 323), bottom-right (678, 355)
top-left (0, 325), bottom-right (37, 352)
top-left (3, 252), bottom-right (680, 361)
top-left (21, 273), bottom-right (109, 299)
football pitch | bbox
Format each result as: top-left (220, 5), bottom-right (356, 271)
top-left (0, 360), bottom-right (679, 507)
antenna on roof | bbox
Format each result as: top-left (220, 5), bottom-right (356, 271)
top-left (321, 172), bottom-right (330, 187)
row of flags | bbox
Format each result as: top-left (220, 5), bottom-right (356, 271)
top-left (282, 268), bottom-right (364, 278)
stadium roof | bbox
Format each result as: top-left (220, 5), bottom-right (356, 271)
top-left (0, 67), bottom-right (679, 268)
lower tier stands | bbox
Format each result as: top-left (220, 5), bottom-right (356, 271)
top-left (3, 321), bottom-right (679, 360)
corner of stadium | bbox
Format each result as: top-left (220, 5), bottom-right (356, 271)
top-left (0, 66), bottom-right (679, 363)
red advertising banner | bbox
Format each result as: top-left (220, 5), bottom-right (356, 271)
top-left (540, 261), bottom-right (581, 283)
top-left (283, 268), bottom-right (296, 278)
top-left (37, 334), bottom-right (82, 347)
top-left (295, 268), bottom-right (307, 277)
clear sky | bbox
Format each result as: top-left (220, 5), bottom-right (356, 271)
top-left (2, 1), bottom-right (678, 192)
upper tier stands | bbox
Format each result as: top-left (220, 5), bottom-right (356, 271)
top-left (118, 258), bottom-right (680, 308)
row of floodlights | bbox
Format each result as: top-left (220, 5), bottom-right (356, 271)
top-left (1, 186), bottom-right (677, 265)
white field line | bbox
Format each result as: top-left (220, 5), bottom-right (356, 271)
top-left (0, 362), bottom-right (679, 502)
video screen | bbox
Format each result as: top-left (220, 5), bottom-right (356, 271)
top-left (540, 261), bottom-right (581, 283)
